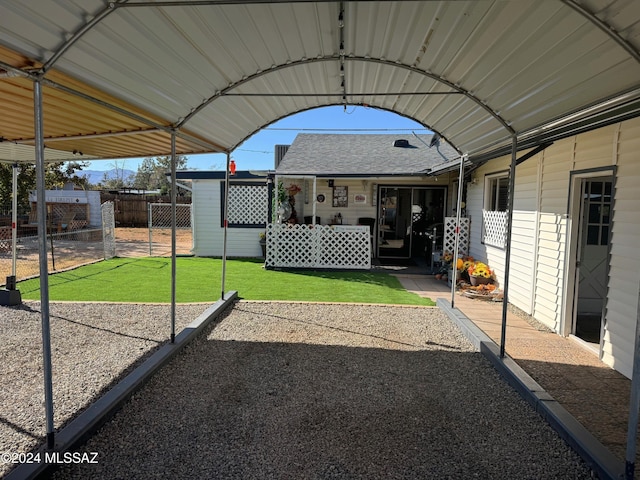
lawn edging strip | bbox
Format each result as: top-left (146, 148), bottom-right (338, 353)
top-left (436, 297), bottom-right (624, 480)
top-left (6, 292), bottom-right (238, 480)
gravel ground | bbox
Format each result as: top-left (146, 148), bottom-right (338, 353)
top-left (10, 301), bottom-right (594, 480)
top-left (0, 301), bottom-right (209, 478)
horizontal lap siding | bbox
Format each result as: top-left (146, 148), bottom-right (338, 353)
top-left (507, 211), bottom-right (536, 314)
top-left (603, 118), bottom-right (640, 378)
top-left (465, 118), bottom-right (639, 379)
top-left (192, 180), bottom-right (221, 256)
top-left (507, 158), bottom-right (539, 314)
top-left (467, 154), bottom-right (536, 314)
top-left (534, 141), bottom-right (570, 331)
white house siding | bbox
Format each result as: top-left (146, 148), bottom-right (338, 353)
top-left (191, 179), bottom-right (264, 257)
top-left (602, 118), bottom-right (640, 378)
top-left (467, 117), bottom-right (640, 378)
top-left (466, 157), bottom-right (537, 316)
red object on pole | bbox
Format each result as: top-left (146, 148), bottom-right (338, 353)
top-left (229, 160), bottom-right (236, 175)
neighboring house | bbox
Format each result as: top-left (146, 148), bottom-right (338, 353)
top-left (462, 116), bottom-right (640, 379)
top-left (27, 188), bottom-right (101, 229)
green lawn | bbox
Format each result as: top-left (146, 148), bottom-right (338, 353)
top-left (17, 257), bottom-right (435, 306)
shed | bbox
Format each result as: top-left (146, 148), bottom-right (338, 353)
top-left (175, 170), bottom-right (269, 257)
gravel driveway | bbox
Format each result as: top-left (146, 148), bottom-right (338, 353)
top-left (20, 301), bottom-right (595, 479)
top-left (0, 301), bottom-right (208, 478)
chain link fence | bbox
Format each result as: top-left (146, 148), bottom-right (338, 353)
top-left (148, 203), bottom-right (192, 256)
top-left (0, 202), bottom-right (193, 287)
top-left (0, 228), bottom-right (105, 285)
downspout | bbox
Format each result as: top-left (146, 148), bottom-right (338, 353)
top-left (221, 152), bottom-right (231, 299)
top-left (450, 155), bottom-right (466, 308)
top-left (170, 132), bottom-right (177, 344)
top-left (34, 78), bottom-right (55, 450)
top-left (500, 135), bottom-right (518, 358)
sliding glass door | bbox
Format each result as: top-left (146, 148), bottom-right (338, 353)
top-left (377, 186), bottom-right (446, 259)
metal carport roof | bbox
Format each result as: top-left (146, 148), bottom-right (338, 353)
top-left (0, 0), bottom-right (639, 163)
top-left (1, 3), bottom-right (640, 476)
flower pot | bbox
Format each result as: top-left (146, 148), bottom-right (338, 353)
top-left (469, 275), bottom-right (491, 286)
top-left (259, 240), bottom-right (266, 257)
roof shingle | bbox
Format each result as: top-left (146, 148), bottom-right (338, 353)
top-left (275, 134), bottom-right (459, 176)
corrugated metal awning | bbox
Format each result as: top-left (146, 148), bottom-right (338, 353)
top-left (0, 0), bottom-right (638, 163)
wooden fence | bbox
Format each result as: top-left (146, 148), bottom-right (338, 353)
top-left (100, 193), bottom-right (191, 227)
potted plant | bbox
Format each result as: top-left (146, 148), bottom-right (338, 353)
top-left (259, 231), bottom-right (266, 257)
top-left (467, 261), bottom-right (493, 286)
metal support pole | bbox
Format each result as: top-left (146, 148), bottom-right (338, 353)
top-left (170, 133), bottom-right (177, 343)
top-left (450, 155), bottom-right (466, 308)
top-left (11, 163), bottom-right (18, 279)
top-left (34, 78), bottom-right (55, 450)
top-left (148, 203), bottom-right (152, 256)
top-left (221, 152), bottom-right (231, 299)
top-left (625, 285), bottom-right (640, 480)
top-left (430, 226), bottom-right (437, 274)
top-left (500, 135), bottom-right (518, 358)
top-left (312, 177), bottom-right (317, 224)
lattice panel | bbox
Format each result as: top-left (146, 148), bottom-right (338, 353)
top-left (228, 184), bottom-right (268, 225)
top-left (444, 217), bottom-right (470, 256)
top-left (29, 203), bottom-right (89, 226)
top-left (265, 224), bottom-right (371, 270)
top-left (482, 210), bottom-right (507, 248)
top-left (101, 201), bottom-right (116, 259)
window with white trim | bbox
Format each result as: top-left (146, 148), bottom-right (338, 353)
top-left (482, 173), bottom-right (509, 248)
top-left (486, 174), bottom-right (509, 212)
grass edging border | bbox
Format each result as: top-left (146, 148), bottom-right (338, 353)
top-left (436, 297), bottom-right (624, 480)
top-left (6, 291), bottom-right (238, 480)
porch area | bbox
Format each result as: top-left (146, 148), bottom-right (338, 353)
top-left (395, 273), bottom-right (634, 479)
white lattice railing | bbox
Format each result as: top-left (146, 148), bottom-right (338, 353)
top-left (482, 210), bottom-right (507, 248)
top-left (228, 184), bottom-right (268, 225)
top-left (265, 224), bottom-right (371, 270)
top-left (444, 217), bottom-right (470, 256)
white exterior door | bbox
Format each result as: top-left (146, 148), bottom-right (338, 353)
top-left (572, 177), bottom-right (612, 344)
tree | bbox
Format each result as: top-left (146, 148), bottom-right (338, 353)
top-left (0, 161), bottom-right (89, 214)
top-left (97, 160), bottom-right (135, 190)
top-left (132, 155), bottom-right (188, 194)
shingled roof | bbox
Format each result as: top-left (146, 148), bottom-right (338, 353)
top-left (275, 134), bottom-right (459, 176)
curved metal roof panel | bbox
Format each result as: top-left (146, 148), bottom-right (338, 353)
top-left (0, 0), bottom-right (638, 162)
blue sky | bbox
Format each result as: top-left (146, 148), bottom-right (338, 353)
top-left (85, 105), bottom-right (430, 172)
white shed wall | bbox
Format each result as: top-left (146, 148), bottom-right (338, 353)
top-left (191, 179), bottom-right (264, 257)
top-left (30, 190), bottom-right (102, 226)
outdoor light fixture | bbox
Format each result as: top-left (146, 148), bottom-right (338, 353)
top-left (328, 179), bottom-right (334, 187)
top-left (229, 159), bottom-right (236, 175)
